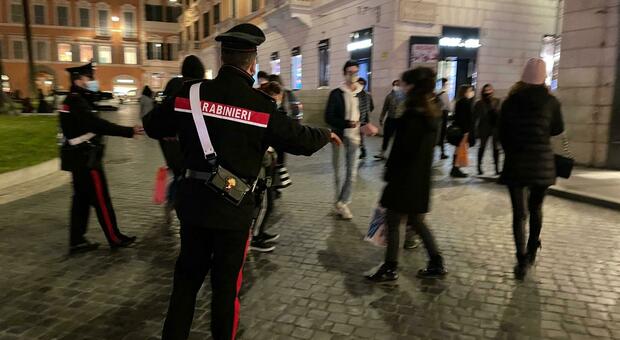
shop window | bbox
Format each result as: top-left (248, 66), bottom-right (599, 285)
top-left (80, 45), bottom-right (93, 62)
top-left (291, 47), bottom-right (302, 90)
top-left (13, 41), bottom-right (25, 59)
top-left (318, 39), bottom-right (329, 87)
top-left (11, 4), bottom-right (23, 23)
top-left (79, 8), bottom-right (90, 27)
top-left (214, 4), bottom-right (220, 24)
top-left (57, 6), bottom-right (69, 26)
top-left (36, 41), bottom-right (48, 61)
top-left (98, 45), bottom-right (112, 64)
top-left (270, 52), bottom-right (280, 75)
top-left (124, 47), bottom-right (137, 64)
top-left (97, 9), bottom-right (109, 36)
top-left (57, 43), bottom-right (72, 62)
top-left (123, 12), bottom-right (136, 38)
top-left (34, 5), bottom-right (46, 25)
top-left (203, 12), bottom-right (210, 38)
top-left (252, 0), bottom-right (259, 12)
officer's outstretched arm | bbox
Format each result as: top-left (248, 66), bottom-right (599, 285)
top-left (77, 99), bottom-right (134, 138)
top-left (266, 112), bottom-right (331, 156)
top-left (143, 96), bottom-right (176, 139)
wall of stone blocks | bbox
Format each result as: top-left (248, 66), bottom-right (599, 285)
top-left (557, 0), bottom-right (619, 167)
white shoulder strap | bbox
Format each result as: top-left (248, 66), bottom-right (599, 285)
top-left (189, 82), bottom-right (217, 159)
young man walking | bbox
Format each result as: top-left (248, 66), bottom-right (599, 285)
top-left (325, 60), bottom-right (364, 220)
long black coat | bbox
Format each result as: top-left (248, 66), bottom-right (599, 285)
top-left (499, 86), bottom-right (564, 187)
top-left (380, 102), bottom-right (440, 214)
top-left (473, 97), bottom-right (500, 138)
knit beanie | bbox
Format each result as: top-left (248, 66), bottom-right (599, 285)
top-left (521, 58), bottom-right (547, 85)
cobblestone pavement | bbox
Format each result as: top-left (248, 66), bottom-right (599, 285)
top-left (0, 106), bottom-right (619, 340)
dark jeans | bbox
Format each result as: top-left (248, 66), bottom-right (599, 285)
top-left (508, 185), bottom-right (547, 260)
top-left (478, 134), bottom-right (500, 173)
top-left (381, 117), bottom-right (397, 152)
top-left (162, 225), bottom-right (250, 340)
top-left (385, 210), bottom-right (440, 264)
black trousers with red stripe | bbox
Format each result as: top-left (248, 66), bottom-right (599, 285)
top-left (162, 225), bottom-right (250, 340)
top-left (70, 167), bottom-right (124, 246)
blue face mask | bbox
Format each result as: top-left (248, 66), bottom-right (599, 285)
top-left (86, 80), bottom-right (99, 92)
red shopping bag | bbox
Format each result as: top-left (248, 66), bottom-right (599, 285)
top-left (455, 133), bottom-right (469, 168)
top-left (153, 166), bottom-right (168, 205)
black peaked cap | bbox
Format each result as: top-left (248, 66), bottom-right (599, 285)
top-left (215, 23), bottom-right (265, 52)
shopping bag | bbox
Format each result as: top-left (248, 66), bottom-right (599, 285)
top-left (153, 166), bottom-right (168, 205)
top-left (365, 206), bottom-right (387, 247)
top-left (455, 133), bottom-right (469, 168)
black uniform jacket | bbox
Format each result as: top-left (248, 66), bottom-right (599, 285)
top-left (59, 85), bottom-right (134, 170)
top-left (143, 65), bottom-right (331, 231)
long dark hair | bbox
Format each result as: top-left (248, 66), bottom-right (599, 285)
top-left (142, 85), bottom-right (153, 97)
top-left (400, 67), bottom-right (440, 118)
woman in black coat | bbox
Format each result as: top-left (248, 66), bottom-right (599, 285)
top-left (451, 85), bottom-right (475, 178)
top-left (499, 58), bottom-right (564, 279)
top-left (366, 67), bottom-right (446, 282)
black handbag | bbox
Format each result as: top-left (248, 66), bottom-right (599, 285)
top-left (554, 133), bottom-right (574, 179)
top-left (446, 124), bottom-right (464, 146)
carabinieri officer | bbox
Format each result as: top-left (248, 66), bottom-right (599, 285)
top-left (143, 24), bottom-right (341, 340)
top-left (59, 62), bottom-right (143, 254)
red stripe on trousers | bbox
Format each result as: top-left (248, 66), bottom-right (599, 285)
top-left (231, 232), bottom-right (251, 340)
top-left (90, 170), bottom-right (120, 244)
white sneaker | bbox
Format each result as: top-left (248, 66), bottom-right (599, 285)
top-left (340, 204), bottom-right (353, 220)
top-left (334, 201), bottom-right (345, 216)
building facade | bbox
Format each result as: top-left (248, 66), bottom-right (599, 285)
top-left (0, 0), bottom-right (183, 97)
top-left (556, 0), bottom-right (620, 169)
top-left (179, 0), bottom-right (562, 121)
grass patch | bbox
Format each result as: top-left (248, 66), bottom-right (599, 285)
top-left (0, 115), bottom-right (58, 174)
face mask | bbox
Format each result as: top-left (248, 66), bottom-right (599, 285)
top-left (466, 92), bottom-right (475, 99)
top-left (393, 86), bottom-right (400, 92)
top-left (276, 100), bottom-right (282, 107)
top-left (86, 80), bottom-right (99, 92)
top-left (345, 73), bottom-right (359, 83)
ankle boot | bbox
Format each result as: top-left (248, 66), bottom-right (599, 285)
top-left (527, 241), bottom-right (542, 265)
top-left (514, 253), bottom-right (529, 280)
top-left (366, 262), bottom-right (399, 282)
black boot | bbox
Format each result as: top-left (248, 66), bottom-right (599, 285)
top-left (417, 255), bottom-right (447, 278)
top-left (69, 239), bottom-right (100, 255)
top-left (111, 235), bottom-right (137, 249)
top-left (450, 167), bottom-right (468, 178)
top-left (366, 262), bottom-right (399, 283)
top-left (513, 253), bottom-right (529, 280)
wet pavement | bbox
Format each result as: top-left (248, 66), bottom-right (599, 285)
top-left (0, 105), bottom-right (619, 340)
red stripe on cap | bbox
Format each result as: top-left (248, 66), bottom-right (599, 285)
top-left (174, 97), bottom-right (270, 127)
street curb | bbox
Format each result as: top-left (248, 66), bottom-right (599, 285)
top-left (546, 187), bottom-right (620, 211)
top-left (477, 175), bottom-right (620, 211)
top-left (0, 158), bottom-right (60, 190)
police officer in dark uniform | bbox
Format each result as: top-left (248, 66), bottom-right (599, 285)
top-left (59, 62), bottom-right (143, 254)
top-left (143, 24), bottom-right (341, 340)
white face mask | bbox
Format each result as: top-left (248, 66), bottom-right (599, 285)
top-left (392, 86), bottom-right (400, 92)
top-left (276, 100), bottom-right (282, 107)
top-left (86, 80), bottom-right (100, 92)
top-left (345, 72), bottom-right (359, 84)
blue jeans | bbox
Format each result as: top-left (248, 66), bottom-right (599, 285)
top-left (332, 135), bottom-right (359, 204)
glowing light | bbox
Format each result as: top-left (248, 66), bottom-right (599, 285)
top-left (44, 80), bottom-right (53, 85)
top-left (111, 16), bottom-right (120, 22)
top-left (346, 39), bottom-right (373, 52)
top-left (439, 37), bottom-right (481, 48)
top-left (116, 79), bottom-right (135, 84)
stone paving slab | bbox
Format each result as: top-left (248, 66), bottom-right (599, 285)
top-left (0, 107), bottom-right (619, 340)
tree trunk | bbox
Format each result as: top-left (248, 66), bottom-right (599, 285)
top-left (23, 0), bottom-right (37, 98)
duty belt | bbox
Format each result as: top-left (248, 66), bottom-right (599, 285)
top-left (184, 169), bottom-right (258, 191)
top-left (67, 133), bottom-right (96, 146)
